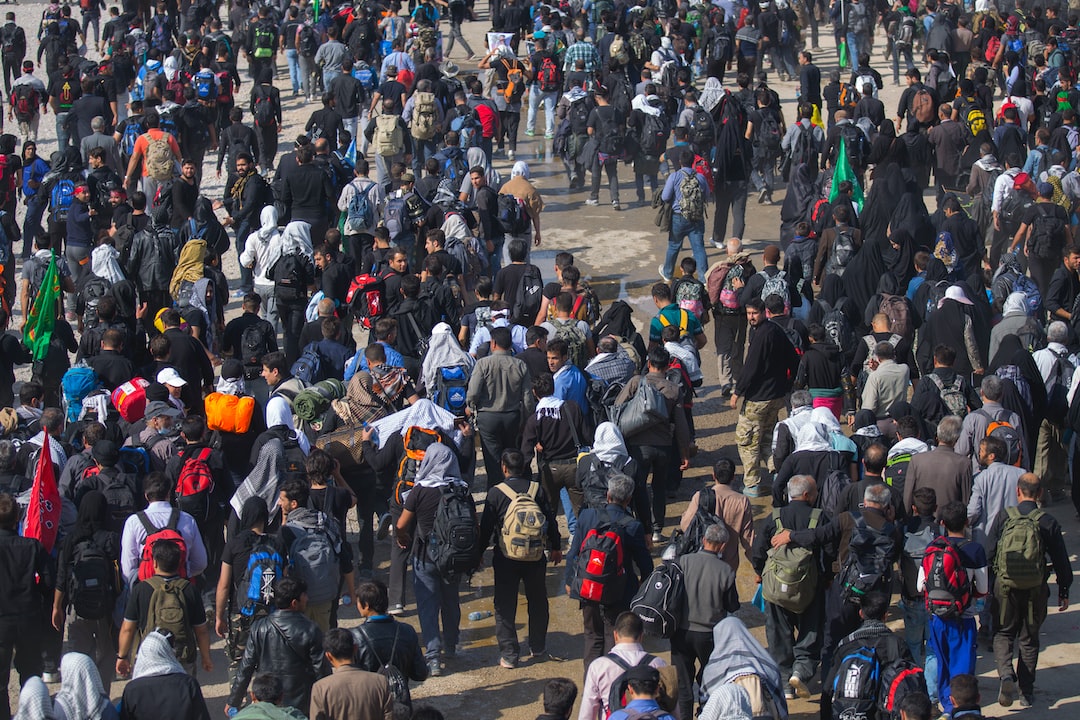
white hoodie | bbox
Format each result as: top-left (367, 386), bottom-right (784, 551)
top-left (240, 205), bottom-right (282, 290)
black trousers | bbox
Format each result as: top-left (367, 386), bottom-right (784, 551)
top-left (492, 553), bottom-right (549, 663)
top-left (581, 601), bottom-right (622, 677)
top-left (819, 581), bottom-right (862, 684)
top-left (277, 298), bottom-right (306, 365)
top-left (630, 443), bottom-right (671, 533)
top-left (1, 57), bottom-right (17, 96)
top-left (256, 123), bottom-right (279, 171)
top-left (713, 179), bottom-right (748, 243)
top-left (475, 410), bottom-right (520, 488)
top-left (671, 628), bottom-right (714, 719)
top-left (992, 585), bottom-right (1049, 697)
top-left (0, 617), bottom-right (43, 720)
top-left (346, 466), bottom-right (386, 574)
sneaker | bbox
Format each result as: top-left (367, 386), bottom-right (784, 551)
top-left (758, 187), bottom-right (768, 204)
top-left (611, 200), bottom-right (620, 211)
top-left (712, 237), bottom-right (725, 250)
top-left (376, 513), bottom-right (393, 540)
top-left (389, 603), bottom-right (404, 616)
top-left (585, 198), bottom-right (599, 206)
top-left (545, 133), bottom-right (554, 139)
top-left (743, 486), bottom-right (768, 498)
top-left (658, 264), bottom-right (672, 282)
top-left (499, 657), bottom-right (517, 669)
top-left (789, 675), bottom-right (811, 699)
top-left (428, 659), bottom-right (442, 677)
top-left (999, 677), bottom-right (1017, 707)
top-left (525, 130), bottom-right (536, 136)
top-left (784, 687), bottom-right (796, 700)
top-left (508, 150), bottom-right (516, 161)
top-left (1019, 695), bottom-right (1033, 708)
top-left (42, 672), bottom-right (60, 684)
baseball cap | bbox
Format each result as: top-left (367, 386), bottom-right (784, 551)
top-left (944, 285), bottom-right (973, 305)
top-left (157, 367), bottom-right (187, 387)
top-left (92, 440), bottom-right (120, 466)
top-left (221, 358), bottom-right (244, 380)
top-left (145, 400), bottom-right (182, 419)
top-left (1038, 181), bottom-right (1054, 198)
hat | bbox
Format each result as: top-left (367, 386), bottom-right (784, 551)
top-left (157, 367), bottom-right (187, 387)
top-left (944, 285), bottom-right (973, 305)
top-left (145, 382), bottom-right (170, 402)
top-left (1038, 181), bottom-right (1054, 198)
top-left (1007, 15), bottom-right (1020, 31)
top-left (221, 358), bottom-right (244, 380)
top-left (1013, 172), bottom-right (1030, 189)
top-left (92, 440), bottom-right (120, 466)
top-left (144, 400), bottom-right (182, 419)
top-left (622, 663), bottom-right (660, 684)
top-left (440, 60), bottom-right (460, 78)
top-left (386, 64), bottom-right (398, 77)
top-left (400, 171), bottom-right (415, 182)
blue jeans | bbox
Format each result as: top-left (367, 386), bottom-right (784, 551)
top-left (559, 487), bottom-right (576, 537)
top-left (901, 598), bottom-right (940, 703)
top-left (322, 68), bottom-right (341, 90)
top-left (892, 45), bottom-right (915, 85)
top-left (235, 218), bottom-right (254, 292)
top-left (663, 213), bottom-right (707, 281)
top-left (527, 86), bottom-right (557, 136)
top-left (928, 615), bottom-right (976, 714)
top-left (285, 49), bottom-right (300, 93)
top-left (412, 556), bottom-right (461, 660)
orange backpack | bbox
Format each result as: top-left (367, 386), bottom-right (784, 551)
top-left (392, 426), bottom-right (444, 506)
top-left (204, 393), bottom-right (255, 434)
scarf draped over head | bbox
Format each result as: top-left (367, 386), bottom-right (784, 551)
top-left (535, 395), bottom-right (564, 420)
top-left (216, 374), bottom-right (246, 396)
top-left (421, 322), bottom-right (475, 390)
top-left (631, 93), bottom-right (663, 116)
top-left (795, 421), bottom-right (831, 452)
top-left (169, 238), bottom-right (207, 300)
top-left (592, 422), bottom-right (629, 464)
top-left (281, 220), bottom-right (313, 259)
top-left (698, 76), bottom-right (725, 113)
top-left (367, 398), bottom-right (460, 448)
top-left (413, 442), bottom-right (465, 489)
top-left (54, 652), bottom-right (110, 720)
top-left (701, 617), bottom-right (785, 712)
top-left (699, 683), bottom-right (753, 720)
top-left (265, 397), bottom-right (311, 454)
top-left (132, 630), bottom-right (185, 679)
top-left (510, 161), bottom-right (530, 179)
top-left (258, 204), bottom-right (279, 241)
top-left (90, 244), bottom-right (124, 284)
top-left (230, 437), bottom-right (284, 517)
top-left (15, 677), bottom-right (55, 720)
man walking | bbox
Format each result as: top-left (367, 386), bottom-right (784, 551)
top-left (467, 327), bottom-right (530, 488)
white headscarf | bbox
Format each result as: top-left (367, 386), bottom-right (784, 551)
top-left (131, 631), bottom-right (185, 680)
top-left (1002, 291), bottom-right (1029, 317)
top-left (15, 677), bottom-right (55, 720)
top-left (811, 406), bottom-right (843, 435)
top-left (90, 244), bottom-right (124, 284)
top-left (699, 77), bottom-right (725, 114)
top-left (631, 93), bottom-right (662, 116)
top-left (368, 398), bottom-right (460, 448)
top-left (699, 683), bottom-right (753, 720)
top-left (216, 374), bottom-right (246, 396)
top-left (265, 396), bottom-right (312, 454)
top-left (54, 653), bottom-right (110, 720)
top-left (257, 204), bottom-right (279, 241)
top-left (511, 161), bottom-right (530, 179)
top-left (592, 422), bottom-right (629, 464)
top-left (795, 421), bottom-right (831, 453)
top-left (280, 220), bottom-right (313, 259)
top-left (413, 442), bottom-right (465, 489)
top-left (421, 322), bottom-right (475, 390)
top-left (535, 395), bottom-right (564, 419)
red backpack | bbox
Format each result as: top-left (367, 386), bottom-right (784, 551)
top-left (215, 69), bottom-right (232, 103)
top-left (346, 273), bottom-right (386, 329)
top-left (474, 103), bottom-right (499, 139)
top-left (570, 511), bottom-right (629, 605)
top-left (174, 447), bottom-right (214, 524)
top-left (921, 536), bottom-right (972, 619)
top-left (691, 154), bottom-right (714, 194)
top-left (137, 509), bottom-right (189, 581)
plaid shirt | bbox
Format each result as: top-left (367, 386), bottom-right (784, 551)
top-left (562, 40), bottom-right (600, 72)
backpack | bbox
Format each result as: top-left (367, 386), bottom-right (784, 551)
top-left (434, 365), bottom-right (468, 416)
top-left (570, 509), bottom-right (629, 604)
top-left (994, 506), bottom-right (1045, 593)
top-left (880, 661), bottom-right (928, 720)
top-left (507, 261), bottom-right (542, 324)
top-left (893, 15), bottom-right (915, 49)
top-left (287, 519), bottom-right (339, 604)
top-left (143, 575), bottom-right (195, 664)
top-left (500, 59), bottom-right (525, 103)
top-left (253, 21), bottom-right (274, 57)
top-left (298, 24), bottom-right (318, 57)
top-left (551, 317), bottom-right (588, 369)
top-left (450, 112), bottom-right (480, 148)
top-left (922, 536), bottom-right (972, 619)
top-left (823, 307), bottom-right (855, 350)
top-left (50, 178), bottom-right (77, 222)
top-left (630, 561), bottom-right (685, 639)
top-left (819, 465), bottom-right (852, 519)
top-left (271, 252), bottom-right (310, 303)
top-left (912, 88), bottom-right (936, 125)
top-left (674, 277), bottom-right (706, 320)
top-left (838, 82), bottom-right (859, 112)
top-left (121, 120), bottom-right (143, 159)
top-left (427, 483), bottom-right (479, 580)
top-left (1027, 204), bottom-right (1067, 260)
top-left (755, 110), bottom-right (783, 160)
top-left (788, 123), bottom-right (817, 170)
top-left (985, 35), bottom-right (1002, 62)
top-left (291, 345), bottom-right (324, 385)
top-left (605, 654), bottom-right (680, 717)
top-left (978, 408), bottom-right (1022, 466)
top-left (358, 624), bottom-right (412, 711)
top-left (193, 69), bottom-right (216, 101)
top-left (878, 294), bottom-right (911, 339)
top-left (839, 123), bottom-right (867, 169)
top-left (11, 84), bottom-right (39, 122)
top-left (838, 512), bottom-right (895, 604)
top-left (901, 521), bottom-right (938, 599)
top-left (960, 100), bottom-right (988, 139)
top-left (280, 438), bottom-right (307, 483)
top-left (760, 270), bottom-right (789, 309)
top-left (609, 34), bottom-right (629, 65)
top-left (411, 91), bottom-right (438, 141)
top-left (674, 487), bottom-right (722, 557)
top-left (614, 375), bottom-right (668, 438)
top-left (927, 373), bottom-right (967, 418)
top-left (145, 132), bottom-right (175, 181)
top-left (215, 70), bottom-right (233, 103)
top-left (80, 275), bottom-right (111, 330)
top-left (174, 446), bottom-right (214, 524)
top-left (95, 469), bottom-right (137, 526)
top-left (596, 108), bottom-right (625, 157)
top-left (690, 105), bottom-right (715, 147)
top-left (831, 644), bottom-right (881, 720)
top-left (69, 536), bottom-right (116, 620)
top-left (495, 481), bottom-right (547, 562)
top-left (762, 508), bottom-right (822, 613)
top-left (996, 129), bottom-right (1026, 173)
top-left (497, 192), bottom-right (529, 235)
top-left (392, 427), bottom-right (444, 506)
top-left (238, 535), bottom-right (284, 617)
top-left (638, 111), bottom-right (670, 158)
top-left (375, 113), bottom-right (405, 156)
top-left (677, 169), bottom-right (705, 222)
top-left (204, 393), bottom-right (255, 434)
top-left (240, 321), bottom-right (274, 368)
top-left (828, 228), bottom-right (857, 275)
top-left (706, 261), bottom-right (745, 312)
top-left (537, 55), bottom-right (560, 92)
top-left (1045, 348), bottom-right (1075, 427)
top-left (253, 90), bottom-right (276, 127)
top-left (580, 453), bottom-right (630, 510)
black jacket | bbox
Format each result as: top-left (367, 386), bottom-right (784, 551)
top-left (479, 475), bottom-right (561, 555)
top-left (217, 122), bottom-right (259, 173)
top-left (121, 672), bottom-right (211, 720)
top-left (795, 341), bottom-right (843, 391)
top-left (351, 616), bottom-right (429, 682)
top-left (283, 164), bottom-right (335, 223)
top-left (821, 620), bottom-right (912, 720)
top-left (223, 170), bottom-right (270, 227)
top-left (734, 319), bottom-right (798, 402)
top-left (228, 609), bottom-right (328, 710)
top-left (0, 528), bottom-right (53, 620)
top-left (164, 327), bottom-right (214, 408)
top-left (126, 221), bottom-right (180, 292)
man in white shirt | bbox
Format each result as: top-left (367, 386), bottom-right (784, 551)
top-left (119, 472), bottom-right (208, 584)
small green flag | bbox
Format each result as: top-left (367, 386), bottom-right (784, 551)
top-left (23, 252), bottom-right (60, 362)
top-left (829, 137), bottom-right (864, 212)
top-left (839, 37), bottom-right (849, 68)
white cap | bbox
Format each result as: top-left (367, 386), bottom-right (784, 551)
top-left (157, 367), bottom-right (188, 387)
top-left (944, 285), bottom-right (973, 305)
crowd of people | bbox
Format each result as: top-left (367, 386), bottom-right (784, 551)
top-left (0, 0), bottom-right (1077, 717)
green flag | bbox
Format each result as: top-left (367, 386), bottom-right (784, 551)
top-left (829, 136), bottom-right (864, 212)
top-left (23, 252), bottom-right (59, 362)
top-left (839, 37), bottom-right (849, 68)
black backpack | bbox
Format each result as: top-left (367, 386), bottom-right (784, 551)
top-left (69, 535), bottom-right (116, 620)
top-left (427, 483), bottom-right (479, 581)
top-left (241, 320), bottom-right (274, 368)
top-left (510, 263), bottom-right (543, 325)
top-left (638, 111), bottom-right (671, 158)
top-left (839, 123), bottom-right (866, 168)
top-left (596, 107), bottom-right (625, 157)
top-left (580, 452), bottom-right (631, 510)
top-left (630, 561), bottom-right (685, 638)
top-left (839, 512), bottom-right (896, 604)
top-left (831, 641), bottom-right (882, 720)
top-left (690, 105), bottom-right (715, 147)
top-left (674, 487), bottom-right (722, 556)
top-left (1027, 203), bottom-right (1067, 260)
top-left (271, 252), bottom-right (310, 302)
top-left (358, 623), bottom-right (413, 711)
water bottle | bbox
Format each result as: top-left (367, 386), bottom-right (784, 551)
top-left (228, 708), bottom-right (239, 718)
top-left (468, 610), bottom-right (493, 621)
top-left (341, 594), bottom-right (352, 606)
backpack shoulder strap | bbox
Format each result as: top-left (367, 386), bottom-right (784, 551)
top-left (771, 507), bottom-right (783, 533)
top-left (808, 508), bottom-right (822, 529)
top-left (606, 651), bottom-right (631, 671)
top-left (495, 482), bottom-right (515, 500)
top-left (166, 508), bottom-right (180, 531)
top-left (137, 510), bottom-right (157, 536)
top-left (527, 481), bottom-right (539, 498)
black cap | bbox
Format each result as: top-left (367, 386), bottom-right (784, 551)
top-left (221, 359), bottom-right (244, 380)
top-left (92, 440), bottom-right (120, 467)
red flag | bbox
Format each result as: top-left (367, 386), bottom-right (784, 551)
top-left (24, 438), bottom-right (60, 553)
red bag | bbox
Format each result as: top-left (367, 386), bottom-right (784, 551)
top-left (112, 378), bottom-right (150, 422)
top-left (347, 273), bottom-right (387, 329)
top-left (921, 537), bottom-right (972, 619)
top-left (136, 509), bottom-right (189, 582)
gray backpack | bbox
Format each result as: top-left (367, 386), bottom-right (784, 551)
top-left (287, 516), bottom-right (339, 604)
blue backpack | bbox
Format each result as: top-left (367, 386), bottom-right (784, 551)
top-left (50, 178), bottom-right (76, 220)
top-left (831, 644), bottom-right (881, 720)
top-left (291, 345), bottom-right (323, 384)
top-left (193, 69), bottom-right (216, 101)
top-left (118, 447), bottom-right (150, 478)
top-left (239, 537), bottom-right (284, 617)
top-left (121, 120), bottom-right (142, 158)
top-left (353, 62), bottom-right (375, 90)
top-left (347, 182), bottom-right (375, 228)
top-left (434, 366), bottom-right (468, 416)
top-left (450, 113), bottom-right (479, 148)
